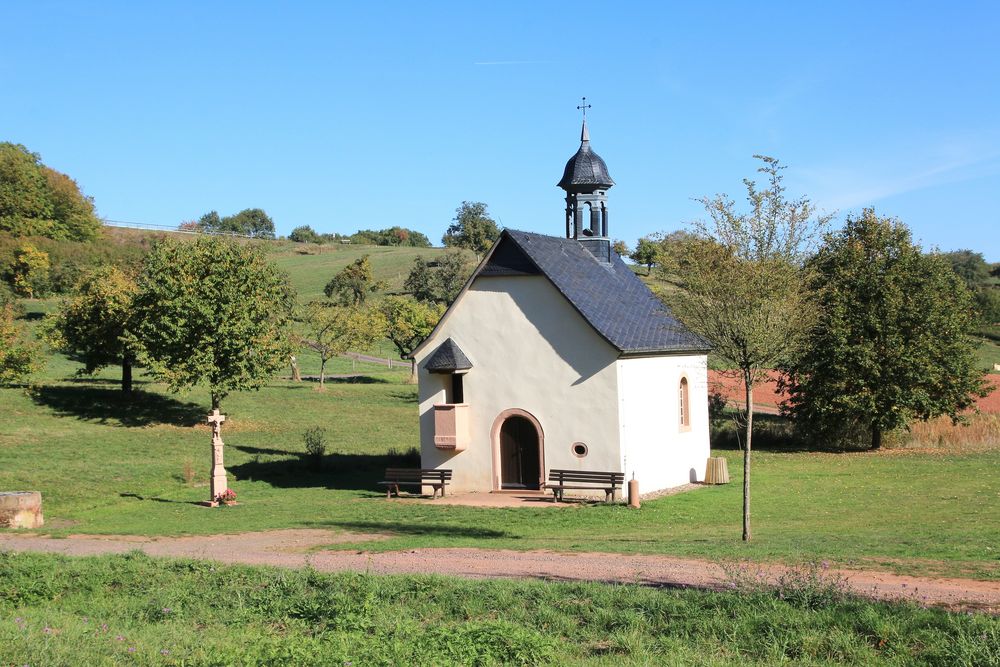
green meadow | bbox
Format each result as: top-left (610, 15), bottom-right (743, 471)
top-left (2, 551), bottom-right (998, 666)
top-left (2, 308), bottom-right (998, 581)
top-left (1, 240), bottom-right (999, 582)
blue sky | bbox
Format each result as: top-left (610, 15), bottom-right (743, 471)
top-left (3, 2), bottom-right (998, 260)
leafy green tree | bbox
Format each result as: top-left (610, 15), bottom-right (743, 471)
top-left (7, 244), bottom-right (50, 297)
top-left (612, 239), bottom-right (630, 257)
top-left (300, 302), bottom-right (387, 387)
top-left (630, 237), bottom-right (658, 275)
top-left (658, 155), bottom-right (830, 542)
top-left (941, 249), bottom-right (991, 289)
top-left (130, 236), bottom-right (295, 410)
top-left (0, 303), bottom-right (40, 385)
top-left (289, 225), bottom-right (321, 244)
top-left (442, 201), bottom-right (499, 258)
top-left (974, 288), bottom-right (1000, 325)
top-left (41, 167), bottom-right (101, 241)
top-left (324, 255), bottom-right (385, 305)
top-left (44, 266), bottom-right (140, 393)
top-left (0, 143), bottom-right (101, 241)
top-left (781, 210), bottom-right (990, 450)
top-left (198, 211), bottom-right (224, 232)
top-left (198, 208), bottom-right (275, 239)
top-left (940, 250), bottom-right (1000, 325)
top-left (380, 295), bottom-right (444, 381)
top-left (404, 251), bottom-right (472, 305)
top-left (228, 208), bottom-right (275, 239)
top-left (351, 227), bottom-right (432, 247)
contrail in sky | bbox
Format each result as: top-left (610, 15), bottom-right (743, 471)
top-left (474, 60), bottom-right (547, 66)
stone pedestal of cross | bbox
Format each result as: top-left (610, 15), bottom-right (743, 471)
top-left (207, 409), bottom-right (228, 505)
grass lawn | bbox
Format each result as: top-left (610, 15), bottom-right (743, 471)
top-left (2, 552), bottom-right (997, 666)
top-left (2, 339), bottom-right (999, 581)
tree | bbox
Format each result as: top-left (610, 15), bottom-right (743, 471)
top-left (630, 237), bottom-right (658, 275)
top-left (350, 227), bottom-right (432, 247)
top-left (404, 251), bottom-right (472, 305)
top-left (940, 250), bottom-right (1000, 325)
top-left (442, 201), bottom-right (500, 258)
top-left (7, 244), bottom-right (50, 297)
top-left (612, 239), bottom-right (630, 257)
top-left (197, 208), bottom-right (276, 238)
top-left (0, 143), bottom-right (101, 241)
top-left (41, 167), bottom-right (101, 241)
top-left (44, 266), bottom-right (140, 393)
top-left (228, 208), bottom-right (275, 239)
top-left (289, 225), bottom-right (321, 244)
top-left (324, 255), bottom-right (385, 305)
top-left (0, 303), bottom-right (40, 385)
top-left (974, 288), bottom-right (1000, 325)
top-left (380, 296), bottom-right (444, 382)
top-left (941, 249), bottom-right (991, 289)
top-left (781, 210), bottom-right (990, 450)
top-left (301, 302), bottom-right (387, 387)
top-left (657, 155), bottom-right (830, 542)
top-left (130, 236), bottom-right (295, 410)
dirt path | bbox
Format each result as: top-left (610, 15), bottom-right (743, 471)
top-left (2, 529), bottom-right (998, 613)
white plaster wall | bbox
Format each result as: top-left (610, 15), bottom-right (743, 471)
top-left (414, 275), bottom-right (622, 493)
top-left (616, 354), bottom-right (711, 493)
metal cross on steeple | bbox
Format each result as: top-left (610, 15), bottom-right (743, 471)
top-left (577, 96), bottom-right (591, 119)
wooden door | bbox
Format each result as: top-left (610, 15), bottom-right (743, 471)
top-left (499, 415), bottom-right (540, 490)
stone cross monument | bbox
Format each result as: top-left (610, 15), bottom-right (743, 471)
top-left (207, 409), bottom-right (228, 504)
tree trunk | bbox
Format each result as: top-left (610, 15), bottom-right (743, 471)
top-left (743, 370), bottom-right (753, 543)
top-left (291, 356), bottom-right (301, 382)
top-left (319, 357), bottom-right (326, 388)
top-left (121, 356), bottom-right (133, 395)
top-left (871, 422), bottom-right (882, 450)
top-left (409, 358), bottom-right (417, 385)
top-left (211, 392), bottom-right (221, 411)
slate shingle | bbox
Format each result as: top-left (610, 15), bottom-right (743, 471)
top-left (488, 230), bottom-right (710, 354)
top-left (425, 338), bottom-right (473, 372)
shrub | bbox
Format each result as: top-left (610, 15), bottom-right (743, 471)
top-left (303, 426), bottom-right (327, 460)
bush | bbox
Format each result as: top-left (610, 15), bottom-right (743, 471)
top-left (0, 231), bottom-right (148, 295)
top-left (289, 225), bottom-right (321, 244)
top-left (303, 426), bottom-right (327, 460)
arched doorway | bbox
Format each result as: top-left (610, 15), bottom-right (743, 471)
top-left (492, 410), bottom-right (543, 491)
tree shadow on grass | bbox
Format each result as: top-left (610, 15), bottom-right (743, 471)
top-left (119, 492), bottom-right (203, 507)
top-left (228, 449), bottom-right (420, 492)
top-left (321, 520), bottom-right (511, 540)
top-left (298, 375), bottom-right (390, 385)
top-left (30, 385), bottom-right (205, 428)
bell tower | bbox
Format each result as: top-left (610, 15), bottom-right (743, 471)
top-left (558, 98), bottom-right (615, 249)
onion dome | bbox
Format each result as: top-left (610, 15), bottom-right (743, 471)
top-left (557, 119), bottom-right (615, 192)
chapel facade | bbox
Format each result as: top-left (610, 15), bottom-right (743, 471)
top-left (411, 118), bottom-right (711, 495)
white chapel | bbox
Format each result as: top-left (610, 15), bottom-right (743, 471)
top-left (411, 118), bottom-right (711, 495)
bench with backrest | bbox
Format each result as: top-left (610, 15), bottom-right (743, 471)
top-left (544, 469), bottom-right (625, 503)
top-left (379, 468), bottom-right (452, 499)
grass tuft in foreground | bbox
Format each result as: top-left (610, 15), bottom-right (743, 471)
top-left (2, 552), bottom-right (998, 666)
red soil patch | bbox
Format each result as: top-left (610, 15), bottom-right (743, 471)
top-left (708, 371), bottom-right (1000, 414)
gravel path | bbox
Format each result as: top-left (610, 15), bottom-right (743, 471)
top-left (3, 529), bottom-right (998, 613)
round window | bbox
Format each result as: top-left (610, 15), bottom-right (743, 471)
top-left (571, 442), bottom-right (588, 458)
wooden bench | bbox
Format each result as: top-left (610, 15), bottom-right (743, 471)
top-left (379, 468), bottom-right (452, 499)
top-left (544, 469), bottom-right (625, 503)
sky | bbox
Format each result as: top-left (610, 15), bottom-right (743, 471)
top-left (2, 2), bottom-right (998, 260)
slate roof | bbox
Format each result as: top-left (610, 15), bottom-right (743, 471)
top-left (424, 338), bottom-right (473, 372)
top-left (557, 120), bottom-right (615, 191)
top-left (490, 230), bottom-right (710, 354)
